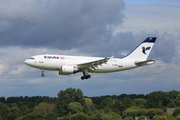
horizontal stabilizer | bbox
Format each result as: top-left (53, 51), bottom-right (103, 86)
top-left (135, 59), bottom-right (157, 66)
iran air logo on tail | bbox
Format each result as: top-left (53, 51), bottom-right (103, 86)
top-left (142, 47), bottom-right (151, 54)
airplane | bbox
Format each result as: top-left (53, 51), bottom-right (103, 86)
top-left (24, 37), bottom-right (157, 80)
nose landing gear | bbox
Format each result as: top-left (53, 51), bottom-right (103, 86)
top-left (41, 70), bottom-right (45, 77)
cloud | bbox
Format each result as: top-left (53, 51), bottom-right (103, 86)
top-left (0, 0), bottom-right (180, 97)
top-left (116, 1), bottom-right (180, 36)
top-left (113, 1), bottom-right (180, 63)
top-left (0, 0), bottom-right (125, 49)
top-left (0, 46), bottom-right (83, 78)
top-left (125, 0), bottom-right (180, 6)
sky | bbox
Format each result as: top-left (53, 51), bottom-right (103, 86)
top-left (0, 0), bottom-right (180, 97)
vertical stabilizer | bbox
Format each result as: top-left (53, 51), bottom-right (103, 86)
top-left (125, 37), bottom-right (156, 61)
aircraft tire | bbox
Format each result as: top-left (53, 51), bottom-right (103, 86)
top-left (87, 75), bottom-right (91, 78)
top-left (81, 76), bottom-right (84, 80)
top-left (81, 75), bottom-right (91, 80)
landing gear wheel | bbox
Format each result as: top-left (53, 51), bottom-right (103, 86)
top-left (81, 70), bottom-right (91, 80)
top-left (81, 76), bottom-right (85, 80)
top-left (41, 74), bottom-right (45, 77)
top-left (41, 70), bottom-right (45, 77)
top-left (80, 74), bottom-right (91, 80)
top-left (87, 75), bottom-right (91, 78)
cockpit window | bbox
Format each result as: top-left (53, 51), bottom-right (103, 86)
top-left (29, 57), bottom-right (34, 60)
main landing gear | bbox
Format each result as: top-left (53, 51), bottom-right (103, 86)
top-left (81, 72), bottom-right (91, 80)
top-left (41, 70), bottom-right (45, 77)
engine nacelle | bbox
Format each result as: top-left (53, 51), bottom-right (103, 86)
top-left (59, 65), bottom-right (79, 75)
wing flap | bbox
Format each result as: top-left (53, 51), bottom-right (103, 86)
top-left (77, 57), bottom-right (111, 70)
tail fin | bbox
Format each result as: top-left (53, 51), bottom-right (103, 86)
top-left (125, 37), bottom-right (156, 61)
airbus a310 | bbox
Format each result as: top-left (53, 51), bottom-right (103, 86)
top-left (24, 37), bottom-right (157, 80)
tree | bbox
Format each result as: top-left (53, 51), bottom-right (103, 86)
top-left (177, 115), bottom-right (180, 120)
top-left (163, 112), bottom-right (175, 120)
top-left (122, 106), bottom-right (147, 118)
top-left (122, 97), bottom-right (132, 109)
top-left (57, 88), bottom-right (84, 104)
top-left (4, 106), bottom-right (22, 120)
top-left (19, 105), bottom-right (29, 115)
top-left (90, 113), bottom-right (122, 120)
top-left (167, 90), bottom-right (179, 101)
top-left (67, 102), bottom-right (83, 114)
top-left (69, 113), bottom-right (89, 120)
top-left (33, 102), bottom-right (55, 116)
top-left (167, 99), bottom-right (176, 108)
top-left (109, 112), bottom-right (123, 120)
top-left (101, 113), bottom-right (111, 120)
top-left (133, 98), bottom-right (147, 108)
top-left (57, 88), bottom-right (85, 116)
top-left (45, 112), bottom-right (57, 120)
top-left (89, 113), bottom-right (102, 120)
top-left (152, 115), bottom-right (166, 120)
top-left (113, 99), bottom-right (123, 114)
top-left (173, 107), bottom-right (180, 117)
top-left (175, 91), bottom-right (180, 106)
top-left (138, 116), bottom-right (146, 120)
top-left (147, 108), bottom-right (164, 119)
top-left (124, 117), bottom-right (134, 120)
top-left (0, 97), bottom-right (5, 103)
top-left (146, 91), bottom-right (168, 108)
top-left (0, 102), bottom-right (10, 120)
top-left (123, 108), bottom-right (138, 118)
top-left (22, 112), bottom-right (45, 120)
top-left (83, 98), bottom-right (96, 114)
top-left (100, 97), bottom-right (114, 112)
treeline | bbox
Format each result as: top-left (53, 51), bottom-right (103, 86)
top-left (0, 88), bottom-right (180, 120)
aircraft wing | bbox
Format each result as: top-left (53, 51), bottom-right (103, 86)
top-left (77, 57), bottom-right (111, 70)
top-left (135, 59), bottom-right (157, 66)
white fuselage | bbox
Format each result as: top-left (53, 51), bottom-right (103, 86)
top-left (25, 54), bottom-right (137, 73)
top-left (24, 37), bottom-right (156, 79)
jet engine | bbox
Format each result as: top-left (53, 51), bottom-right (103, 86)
top-left (59, 65), bottom-right (79, 75)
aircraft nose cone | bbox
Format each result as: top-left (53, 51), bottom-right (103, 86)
top-left (24, 60), bottom-right (28, 64)
top-left (24, 59), bottom-right (31, 65)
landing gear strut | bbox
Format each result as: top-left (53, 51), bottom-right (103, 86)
top-left (81, 72), bottom-right (91, 80)
top-left (41, 70), bottom-right (45, 77)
